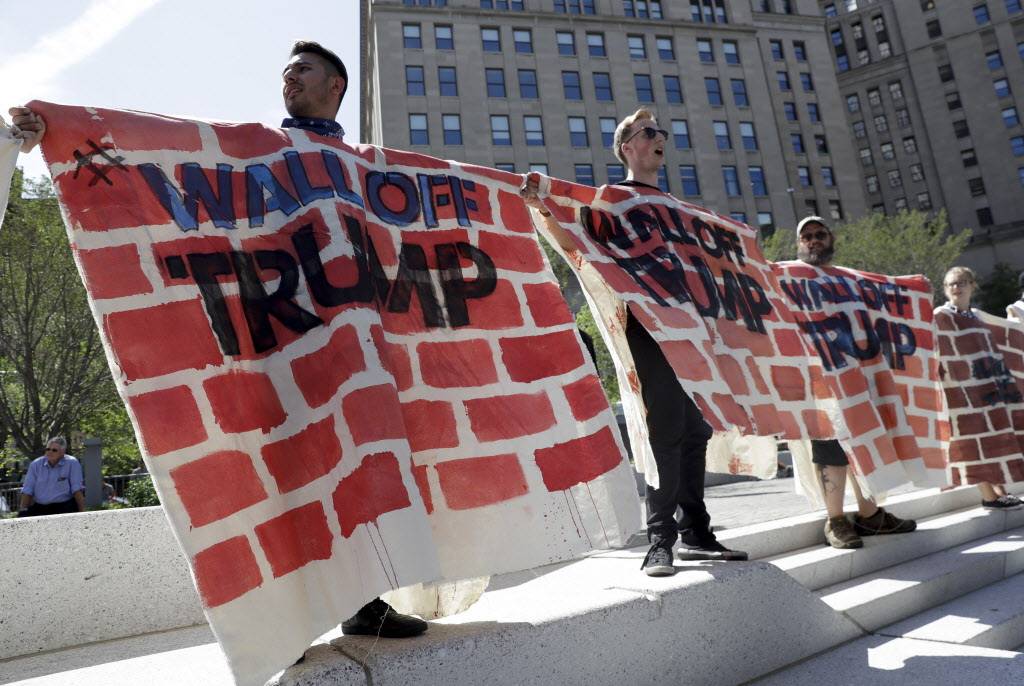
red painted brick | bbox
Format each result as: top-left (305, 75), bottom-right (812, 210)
top-left (967, 384), bottom-right (999, 409)
top-left (563, 376), bottom-right (610, 422)
top-left (907, 414), bottom-right (929, 437)
top-left (844, 401), bottom-right (880, 437)
top-left (400, 399), bottom-right (459, 452)
top-left (477, 231), bottom-right (545, 273)
top-left (913, 386), bottom-right (942, 412)
top-left (290, 325), bottom-right (366, 408)
top-left (874, 371), bottom-right (909, 405)
top-left (524, 283), bottom-right (575, 328)
top-left (773, 329), bottom-right (806, 357)
top-left (170, 450), bottom-right (268, 527)
top-left (342, 384), bottom-right (406, 445)
top-left (808, 366), bottom-right (831, 400)
top-left (874, 435), bottom-right (900, 464)
top-left (78, 244), bottom-right (153, 299)
top-left (592, 261), bottom-right (644, 295)
top-left (946, 360), bottom-right (971, 382)
top-left (937, 335), bottom-right (955, 357)
top-left (193, 536), bottom-right (262, 608)
top-left (466, 279), bottom-right (525, 330)
top-left (990, 324), bottom-right (1008, 348)
top-left (412, 463), bottom-right (433, 514)
top-left (851, 445), bottom-right (875, 476)
top-left (203, 370), bottom-right (287, 434)
top-left (692, 393), bottom-right (724, 432)
top-left (802, 409), bottom-right (834, 438)
top-left (921, 446), bottom-right (946, 469)
top-left (750, 404), bottom-right (785, 435)
top-left (647, 303), bottom-right (699, 330)
top-left (838, 369), bottom-right (869, 397)
top-left (216, 122), bottom-right (292, 158)
top-left (659, 340), bottom-right (713, 383)
top-left (949, 438), bottom-right (980, 462)
top-left (261, 415), bottom-right (343, 493)
top-left (534, 426), bottom-right (623, 491)
top-left (255, 501), bottom-right (334, 578)
top-left (988, 408), bottom-right (1011, 432)
top-left (956, 332), bottom-right (986, 356)
top-left (370, 326), bottom-right (413, 392)
top-left (980, 433), bottom-right (1019, 459)
top-left (877, 403), bottom-right (898, 430)
top-left (746, 357), bottom-right (771, 395)
top-left (498, 189), bottom-right (536, 233)
top-left (382, 148), bottom-right (450, 169)
top-left (553, 176), bottom-right (598, 204)
top-left (1006, 458), bottom-right (1024, 482)
top-left (950, 467), bottom-right (963, 486)
top-left (771, 366), bottom-right (806, 402)
top-left (500, 330), bottom-right (585, 383)
top-left (711, 393), bottom-right (752, 433)
top-left (716, 319), bottom-right (775, 357)
top-left (465, 392), bottom-right (556, 442)
top-left (151, 235), bottom-right (234, 288)
top-left (332, 452), bottom-right (412, 537)
top-left (435, 454), bottom-right (529, 510)
top-left (105, 299), bottom-right (224, 380)
top-left (418, 339), bottom-right (499, 388)
top-left (944, 387), bottom-right (968, 409)
top-left (128, 386), bottom-right (207, 456)
top-left (894, 355), bottom-right (923, 379)
top-left (1013, 410), bottom-right (1024, 431)
top-left (965, 462), bottom-right (1007, 485)
top-left (1010, 327), bottom-right (1024, 351)
top-left (714, 355), bottom-right (750, 396)
top-left (937, 418), bottom-right (951, 441)
top-left (935, 312), bottom-right (956, 332)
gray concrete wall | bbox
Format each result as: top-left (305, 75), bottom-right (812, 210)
top-left (0, 507), bottom-right (204, 660)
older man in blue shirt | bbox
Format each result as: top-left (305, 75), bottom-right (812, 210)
top-left (19, 437), bottom-right (85, 516)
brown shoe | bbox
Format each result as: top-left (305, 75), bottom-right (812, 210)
top-left (853, 507), bottom-right (916, 536)
top-left (824, 516), bottom-right (863, 549)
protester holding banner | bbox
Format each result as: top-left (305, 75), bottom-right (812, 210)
top-left (793, 217), bottom-right (917, 549)
top-left (522, 108), bottom-right (747, 576)
top-left (10, 40), bottom-right (431, 642)
top-left (935, 266), bottom-right (1023, 510)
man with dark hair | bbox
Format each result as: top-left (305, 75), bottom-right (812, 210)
top-left (9, 41), bottom-right (428, 641)
top-left (523, 108), bottom-right (747, 577)
top-left (795, 216), bottom-right (917, 549)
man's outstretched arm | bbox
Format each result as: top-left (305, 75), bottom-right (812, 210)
top-left (8, 106), bottom-right (46, 153)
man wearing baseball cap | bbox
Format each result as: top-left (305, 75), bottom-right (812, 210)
top-left (796, 217), bottom-right (917, 549)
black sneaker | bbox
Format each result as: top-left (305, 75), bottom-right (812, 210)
top-left (982, 495), bottom-right (1024, 510)
top-left (341, 598), bottom-right (428, 638)
top-left (852, 507), bottom-right (916, 536)
top-left (677, 530), bottom-right (748, 561)
top-left (641, 543), bottom-right (676, 576)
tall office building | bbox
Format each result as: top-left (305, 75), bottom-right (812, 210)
top-left (362, 0), bottom-right (868, 236)
top-left (819, 0), bottom-right (1024, 272)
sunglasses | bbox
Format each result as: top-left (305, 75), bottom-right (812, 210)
top-left (46, 448), bottom-right (60, 452)
top-left (624, 126), bottom-right (669, 144)
top-left (800, 230), bottom-right (830, 242)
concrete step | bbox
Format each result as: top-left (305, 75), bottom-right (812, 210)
top-left (877, 572), bottom-right (1024, 651)
top-left (751, 634), bottom-right (1024, 685)
top-left (818, 525), bottom-right (1024, 632)
top-left (766, 504), bottom-right (1024, 592)
top-left (715, 484), bottom-right (1008, 562)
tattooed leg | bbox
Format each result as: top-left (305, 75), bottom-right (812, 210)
top-left (817, 464), bottom-right (846, 518)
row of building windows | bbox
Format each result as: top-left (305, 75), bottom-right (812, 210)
top-left (845, 81), bottom-right (904, 114)
top-left (769, 39), bottom-right (807, 62)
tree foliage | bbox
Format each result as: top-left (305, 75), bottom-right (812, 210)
top-left (574, 305), bottom-right (620, 403)
top-left (976, 262), bottom-right (1020, 317)
top-left (0, 171), bottom-right (137, 463)
top-left (761, 210), bottom-right (969, 302)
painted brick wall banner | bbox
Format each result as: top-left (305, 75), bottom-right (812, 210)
top-left (935, 307), bottom-right (1024, 485)
top-left (28, 102), bottom-right (640, 686)
top-left (530, 174), bottom-right (948, 494)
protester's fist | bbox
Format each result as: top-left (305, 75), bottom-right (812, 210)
top-left (518, 173), bottom-right (543, 209)
top-left (8, 106), bottom-right (46, 153)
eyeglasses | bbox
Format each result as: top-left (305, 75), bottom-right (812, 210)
top-left (799, 230), bottom-right (830, 242)
top-left (945, 280), bottom-right (971, 288)
top-left (46, 448), bottom-right (60, 452)
top-left (623, 126), bottom-right (669, 144)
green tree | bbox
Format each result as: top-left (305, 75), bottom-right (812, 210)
top-left (0, 171), bottom-right (129, 457)
top-left (125, 475), bottom-right (160, 507)
top-left (575, 305), bottom-right (620, 404)
top-left (976, 262), bottom-right (1020, 316)
top-left (762, 210), bottom-right (969, 302)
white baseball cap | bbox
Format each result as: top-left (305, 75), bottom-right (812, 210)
top-left (796, 215), bottom-right (831, 237)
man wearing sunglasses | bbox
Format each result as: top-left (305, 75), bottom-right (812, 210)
top-left (796, 216), bottom-right (916, 549)
top-left (523, 108), bottom-right (747, 576)
top-left (19, 436), bottom-right (85, 517)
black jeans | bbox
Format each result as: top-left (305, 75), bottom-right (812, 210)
top-left (18, 499), bottom-right (78, 517)
top-left (626, 311), bottom-right (713, 547)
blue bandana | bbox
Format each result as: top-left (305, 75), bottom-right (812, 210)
top-left (281, 117), bottom-right (345, 140)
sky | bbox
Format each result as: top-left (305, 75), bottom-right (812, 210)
top-left (0, 0), bottom-right (360, 181)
